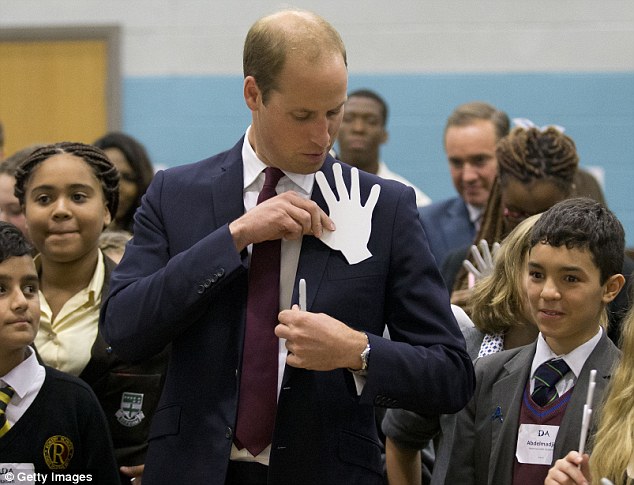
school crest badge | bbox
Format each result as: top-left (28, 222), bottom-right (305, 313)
top-left (43, 435), bottom-right (74, 469)
top-left (115, 392), bottom-right (145, 427)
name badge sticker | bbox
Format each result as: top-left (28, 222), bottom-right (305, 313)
top-left (0, 463), bottom-right (35, 485)
top-left (516, 424), bottom-right (560, 465)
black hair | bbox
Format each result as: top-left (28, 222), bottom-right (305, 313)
top-left (0, 144), bottom-right (46, 176)
top-left (93, 132), bottom-right (154, 231)
top-left (348, 89), bottom-right (389, 127)
top-left (497, 126), bottom-right (578, 195)
top-left (530, 197), bottom-right (624, 284)
top-left (14, 142), bottom-right (119, 219)
top-left (0, 221), bottom-right (33, 264)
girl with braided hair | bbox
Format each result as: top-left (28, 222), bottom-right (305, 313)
top-left (447, 125), bottom-right (578, 309)
top-left (14, 142), bottom-right (169, 484)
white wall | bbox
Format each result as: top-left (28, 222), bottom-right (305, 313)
top-left (1, 0), bottom-right (633, 76)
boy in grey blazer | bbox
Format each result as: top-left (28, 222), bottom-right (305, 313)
top-left (447, 198), bottom-right (626, 485)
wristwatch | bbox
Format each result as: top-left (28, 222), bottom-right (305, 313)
top-left (351, 332), bottom-right (370, 376)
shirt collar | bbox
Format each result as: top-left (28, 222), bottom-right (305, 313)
top-left (531, 327), bottom-right (603, 380)
top-left (34, 250), bottom-right (105, 305)
top-left (465, 203), bottom-right (483, 225)
top-left (0, 347), bottom-right (43, 399)
top-left (241, 126), bottom-right (315, 196)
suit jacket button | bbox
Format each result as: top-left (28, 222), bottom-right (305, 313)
top-left (196, 285), bottom-right (205, 294)
top-left (225, 427), bottom-right (233, 439)
top-left (210, 274), bottom-right (218, 283)
top-left (203, 278), bottom-right (212, 288)
top-left (217, 268), bottom-right (225, 277)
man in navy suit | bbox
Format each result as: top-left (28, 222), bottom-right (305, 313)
top-left (100, 9), bottom-right (474, 485)
top-left (419, 102), bottom-right (509, 268)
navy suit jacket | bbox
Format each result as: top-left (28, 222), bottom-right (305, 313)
top-left (100, 138), bottom-right (474, 485)
top-left (418, 196), bottom-right (475, 269)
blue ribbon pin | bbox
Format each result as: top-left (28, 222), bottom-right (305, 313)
top-left (491, 406), bottom-right (504, 422)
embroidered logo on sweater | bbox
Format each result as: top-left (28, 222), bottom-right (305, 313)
top-left (115, 392), bottom-right (145, 427)
top-left (43, 435), bottom-right (74, 469)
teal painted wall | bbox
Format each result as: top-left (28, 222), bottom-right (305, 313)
top-left (124, 72), bottom-right (634, 245)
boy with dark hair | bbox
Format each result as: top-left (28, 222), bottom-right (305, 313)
top-left (0, 221), bottom-right (120, 484)
top-left (446, 197), bottom-right (626, 485)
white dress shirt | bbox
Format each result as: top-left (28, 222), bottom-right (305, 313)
top-left (1, 346), bottom-right (46, 426)
top-left (231, 127), bottom-right (313, 464)
top-left (376, 161), bottom-right (431, 207)
top-left (530, 327), bottom-right (602, 396)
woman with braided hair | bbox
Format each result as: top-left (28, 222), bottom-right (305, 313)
top-left (444, 124), bottom-right (578, 309)
top-left (14, 142), bottom-right (169, 484)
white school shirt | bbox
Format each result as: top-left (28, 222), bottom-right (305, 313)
top-left (529, 327), bottom-right (602, 396)
top-left (1, 347), bottom-right (46, 426)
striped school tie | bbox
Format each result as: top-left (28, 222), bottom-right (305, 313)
top-left (531, 359), bottom-right (570, 407)
top-left (0, 385), bottom-right (15, 438)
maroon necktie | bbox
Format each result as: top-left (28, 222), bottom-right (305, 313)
top-left (234, 167), bottom-right (284, 456)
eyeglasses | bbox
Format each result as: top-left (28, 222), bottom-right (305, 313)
top-left (503, 207), bottom-right (533, 223)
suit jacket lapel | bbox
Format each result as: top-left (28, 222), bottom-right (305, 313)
top-left (489, 344), bottom-right (535, 484)
top-left (448, 199), bottom-right (475, 245)
top-left (554, 332), bottom-right (619, 458)
top-left (211, 138), bottom-right (247, 228)
top-left (282, 159), bottom-right (334, 386)
top-left (292, 157), bottom-right (334, 311)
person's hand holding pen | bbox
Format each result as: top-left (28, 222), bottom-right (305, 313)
top-left (545, 451), bottom-right (590, 485)
top-left (276, 278), bottom-right (368, 371)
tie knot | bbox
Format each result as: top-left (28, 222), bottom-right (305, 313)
top-left (263, 167), bottom-right (284, 190)
top-left (258, 167), bottom-right (285, 204)
top-left (534, 359), bottom-right (570, 390)
top-left (531, 359), bottom-right (570, 406)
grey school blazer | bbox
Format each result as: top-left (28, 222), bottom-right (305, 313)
top-left (445, 331), bottom-right (619, 485)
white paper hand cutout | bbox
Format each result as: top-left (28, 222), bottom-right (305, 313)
top-left (462, 239), bottom-right (501, 280)
top-left (315, 163), bottom-right (380, 264)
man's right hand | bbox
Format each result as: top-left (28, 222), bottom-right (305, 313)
top-left (229, 191), bottom-right (335, 252)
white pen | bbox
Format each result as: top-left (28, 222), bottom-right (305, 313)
top-left (585, 369), bottom-right (597, 413)
top-left (578, 369), bottom-right (597, 456)
top-left (299, 278), bottom-right (307, 311)
top-left (601, 479), bottom-right (615, 485)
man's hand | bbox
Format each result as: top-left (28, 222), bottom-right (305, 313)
top-left (544, 451), bottom-right (590, 485)
top-left (121, 464), bottom-right (144, 484)
top-left (229, 191), bottom-right (335, 252)
top-left (316, 164), bottom-right (380, 264)
top-left (275, 306), bottom-right (367, 371)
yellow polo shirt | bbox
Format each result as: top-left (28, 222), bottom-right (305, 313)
top-left (34, 251), bottom-right (105, 376)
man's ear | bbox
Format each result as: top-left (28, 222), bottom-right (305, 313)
top-left (244, 76), bottom-right (261, 111)
top-left (602, 273), bottom-right (626, 304)
top-left (380, 128), bottom-right (388, 145)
